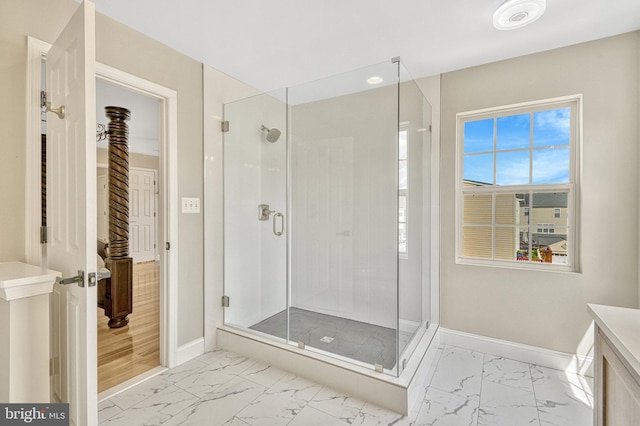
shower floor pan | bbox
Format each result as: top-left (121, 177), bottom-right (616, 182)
top-left (249, 307), bottom-right (411, 370)
top-left (217, 317), bottom-right (440, 415)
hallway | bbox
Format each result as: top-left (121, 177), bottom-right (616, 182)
top-left (98, 261), bottom-right (160, 392)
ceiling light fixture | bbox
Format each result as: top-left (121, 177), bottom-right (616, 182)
top-left (367, 76), bottom-right (383, 85)
top-left (493, 0), bottom-right (546, 30)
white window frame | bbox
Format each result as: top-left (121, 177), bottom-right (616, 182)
top-left (455, 95), bottom-right (581, 272)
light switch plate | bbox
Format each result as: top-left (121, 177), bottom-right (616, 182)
top-left (182, 197), bottom-right (200, 213)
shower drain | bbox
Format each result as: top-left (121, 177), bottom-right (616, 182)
top-left (320, 336), bottom-right (334, 343)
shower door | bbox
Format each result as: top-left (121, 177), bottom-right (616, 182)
top-left (223, 89), bottom-right (288, 334)
top-left (288, 61), bottom-right (401, 372)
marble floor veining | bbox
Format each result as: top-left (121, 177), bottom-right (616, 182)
top-left (99, 344), bottom-right (594, 426)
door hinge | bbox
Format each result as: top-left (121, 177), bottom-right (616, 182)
top-left (221, 121), bottom-right (229, 132)
top-left (40, 226), bottom-right (48, 244)
top-left (222, 295), bottom-right (230, 307)
top-left (429, 124), bottom-right (432, 133)
top-left (166, 242), bottom-right (171, 250)
top-left (49, 358), bottom-right (53, 376)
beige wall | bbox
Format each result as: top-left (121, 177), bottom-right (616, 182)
top-left (0, 0), bottom-right (79, 262)
top-left (95, 10), bottom-right (204, 347)
top-left (440, 32), bottom-right (640, 354)
top-left (0, 0), bottom-right (204, 346)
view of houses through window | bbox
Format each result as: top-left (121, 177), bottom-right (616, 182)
top-left (458, 97), bottom-right (579, 269)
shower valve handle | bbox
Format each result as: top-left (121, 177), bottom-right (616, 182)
top-left (258, 204), bottom-right (275, 221)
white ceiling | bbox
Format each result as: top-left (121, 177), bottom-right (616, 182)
top-left (91, 0), bottom-right (639, 156)
top-left (90, 0), bottom-right (640, 93)
top-left (96, 79), bottom-right (159, 157)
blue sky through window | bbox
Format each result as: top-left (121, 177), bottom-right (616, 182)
top-left (464, 107), bottom-right (570, 185)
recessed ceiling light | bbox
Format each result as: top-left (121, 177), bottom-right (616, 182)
top-left (493, 0), bottom-right (546, 30)
top-left (367, 76), bottom-right (383, 85)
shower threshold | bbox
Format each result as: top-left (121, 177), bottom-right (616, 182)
top-left (217, 321), bottom-right (440, 415)
top-left (249, 307), bottom-right (405, 370)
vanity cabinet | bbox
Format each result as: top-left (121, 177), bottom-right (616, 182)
top-left (589, 304), bottom-right (640, 426)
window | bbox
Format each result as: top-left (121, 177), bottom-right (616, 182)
top-left (457, 96), bottom-right (580, 270)
top-left (398, 127), bottom-right (408, 256)
top-left (537, 223), bottom-right (555, 233)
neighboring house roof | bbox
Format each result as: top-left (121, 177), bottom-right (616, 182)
top-left (517, 192), bottom-right (568, 208)
top-left (533, 234), bottom-right (567, 247)
top-left (548, 240), bottom-right (568, 255)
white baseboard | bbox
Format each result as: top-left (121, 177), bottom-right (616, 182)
top-left (439, 328), bottom-right (594, 377)
top-left (176, 337), bottom-right (205, 365)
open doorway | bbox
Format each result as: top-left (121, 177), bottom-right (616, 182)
top-left (95, 78), bottom-right (162, 393)
top-left (27, 37), bottom-right (178, 403)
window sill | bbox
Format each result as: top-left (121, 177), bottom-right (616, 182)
top-left (456, 257), bottom-right (580, 274)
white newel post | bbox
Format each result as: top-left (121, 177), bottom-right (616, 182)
top-left (0, 262), bottom-right (59, 402)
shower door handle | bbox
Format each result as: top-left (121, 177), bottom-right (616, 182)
top-left (273, 212), bottom-right (284, 236)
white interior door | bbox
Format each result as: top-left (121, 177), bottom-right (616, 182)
top-left (47, 2), bottom-right (97, 425)
top-left (130, 168), bottom-right (157, 263)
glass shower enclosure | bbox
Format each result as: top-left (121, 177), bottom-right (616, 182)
top-left (223, 59), bottom-right (432, 376)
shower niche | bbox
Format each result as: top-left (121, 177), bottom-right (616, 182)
top-left (219, 59), bottom-right (438, 414)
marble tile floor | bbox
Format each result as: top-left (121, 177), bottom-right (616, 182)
top-left (99, 344), bottom-right (594, 426)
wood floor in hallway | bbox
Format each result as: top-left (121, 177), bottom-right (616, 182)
top-left (97, 261), bottom-right (160, 393)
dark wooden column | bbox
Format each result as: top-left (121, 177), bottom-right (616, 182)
top-left (104, 106), bottom-right (133, 328)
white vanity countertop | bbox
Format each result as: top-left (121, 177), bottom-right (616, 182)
top-left (588, 303), bottom-right (640, 379)
top-left (0, 261), bottom-right (60, 301)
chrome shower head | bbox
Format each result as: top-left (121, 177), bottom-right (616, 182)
top-left (261, 125), bottom-right (281, 143)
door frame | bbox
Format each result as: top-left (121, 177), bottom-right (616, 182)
top-left (25, 37), bottom-right (179, 378)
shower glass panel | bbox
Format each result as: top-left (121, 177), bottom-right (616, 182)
top-left (397, 64), bottom-right (432, 373)
top-left (223, 59), bottom-right (432, 377)
top-left (223, 89), bottom-right (288, 334)
top-left (288, 61), bottom-right (400, 372)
